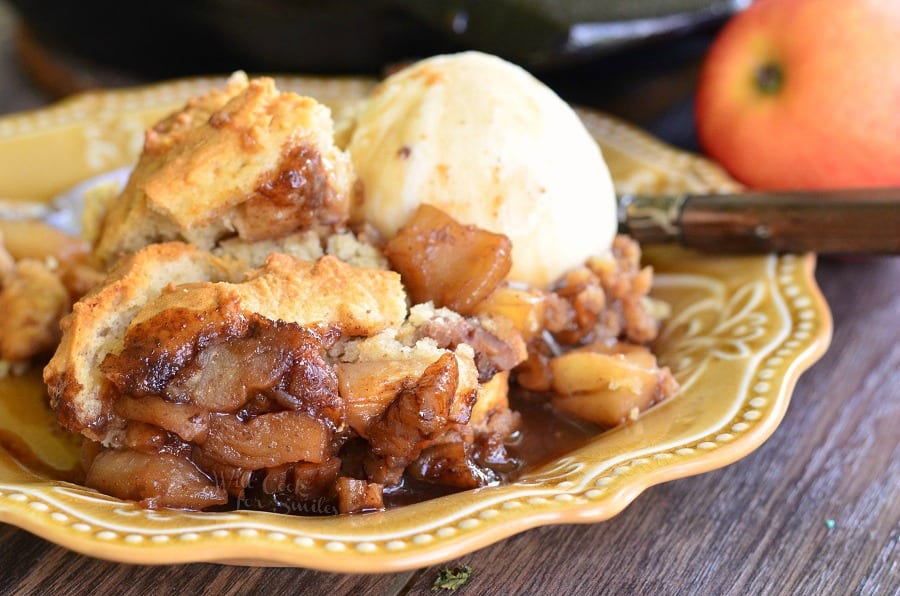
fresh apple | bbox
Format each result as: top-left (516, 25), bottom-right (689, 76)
top-left (696, 0), bottom-right (900, 189)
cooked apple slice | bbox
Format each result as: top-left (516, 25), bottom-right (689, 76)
top-left (384, 204), bottom-right (512, 315)
top-left (475, 286), bottom-right (547, 341)
top-left (338, 359), bottom-right (431, 437)
top-left (470, 371), bottom-right (510, 427)
top-left (550, 342), bottom-right (677, 427)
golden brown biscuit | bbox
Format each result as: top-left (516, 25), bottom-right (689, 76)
top-left (44, 243), bottom-right (245, 439)
top-left (94, 73), bottom-right (354, 265)
top-left (130, 253), bottom-right (406, 339)
top-left (44, 245), bottom-right (406, 440)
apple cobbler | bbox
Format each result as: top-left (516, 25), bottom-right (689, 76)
top-left (6, 56), bottom-right (681, 514)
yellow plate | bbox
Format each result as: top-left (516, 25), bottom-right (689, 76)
top-left (0, 76), bottom-right (831, 571)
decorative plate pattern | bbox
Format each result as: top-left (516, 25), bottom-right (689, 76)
top-left (0, 76), bottom-right (831, 571)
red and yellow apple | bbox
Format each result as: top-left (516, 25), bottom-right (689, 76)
top-left (696, 0), bottom-right (900, 189)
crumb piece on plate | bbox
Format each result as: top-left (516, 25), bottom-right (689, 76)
top-left (0, 259), bottom-right (70, 362)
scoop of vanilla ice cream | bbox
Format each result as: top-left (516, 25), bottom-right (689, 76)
top-left (346, 51), bottom-right (617, 287)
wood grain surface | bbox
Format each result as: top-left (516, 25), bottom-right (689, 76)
top-left (0, 4), bottom-right (897, 595)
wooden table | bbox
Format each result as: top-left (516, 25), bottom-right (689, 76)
top-left (0, 4), bottom-right (898, 594)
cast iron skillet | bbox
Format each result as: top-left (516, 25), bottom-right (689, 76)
top-left (10, 0), bottom-right (747, 75)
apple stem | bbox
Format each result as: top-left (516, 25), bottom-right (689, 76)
top-left (755, 62), bottom-right (784, 95)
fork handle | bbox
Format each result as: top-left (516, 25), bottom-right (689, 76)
top-left (679, 188), bottom-right (900, 254)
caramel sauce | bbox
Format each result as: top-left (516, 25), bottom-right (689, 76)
top-left (0, 369), bottom-right (82, 482)
top-left (384, 392), bottom-right (599, 509)
top-left (0, 370), bottom-right (600, 515)
top-left (505, 390), bottom-right (601, 470)
top-left (229, 389), bottom-right (600, 515)
top-left (0, 429), bottom-right (82, 483)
